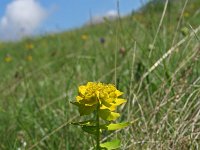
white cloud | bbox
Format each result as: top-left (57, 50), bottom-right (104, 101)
top-left (86, 10), bottom-right (119, 25)
top-left (0, 0), bottom-right (47, 41)
top-left (105, 10), bottom-right (118, 19)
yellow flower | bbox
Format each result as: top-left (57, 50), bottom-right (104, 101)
top-left (26, 55), bottom-right (32, 61)
top-left (81, 34), bottom-right (88, 41)
top-left (74, 82), bottom-right (126, 121)
top-left (183, 12), bottom-right (190, 18)
top-left (25, 43), bottom-right (34, 50)
top-left (4, 55), bottom-right (12, 62)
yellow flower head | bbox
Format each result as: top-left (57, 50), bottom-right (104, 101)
top-left (74, 82), bottom-right (126, 121)
top-left (183, 12), bottom-right (190, 18)
top-left (81, 34), bottom-right (88, 41)
top-left (26, 55), bottom-right (32, 61)
top-left (4, 55), bottom-right (12, 62)
top-left (25, 43), bottom-right (34, 50)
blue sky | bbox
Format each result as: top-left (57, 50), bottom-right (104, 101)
top-left (41, 0), bottom-right (145, 31)
top-left (0, 0), bottom-right (146, 40)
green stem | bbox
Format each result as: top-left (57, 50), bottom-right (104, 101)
top-left (96, 102), bottom-right (100, 150)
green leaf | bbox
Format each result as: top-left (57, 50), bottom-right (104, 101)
top-left (103, 122), bottom-right (130, 131)
top-left (71, 120), bottom-right (97, 134)
top-left (71, 101), bottom-right (96, 116)
top-left (71, 120), bottom-right (95, 126)
top-left (82, 125), bottom-right (96, 135)
top-left (100, 139), bottom-right (121, 150)
top-left (99, 109), bottom-right (120, 121)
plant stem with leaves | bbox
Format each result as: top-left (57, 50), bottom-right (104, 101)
top-left (96, 102), bottom-right (100, 150)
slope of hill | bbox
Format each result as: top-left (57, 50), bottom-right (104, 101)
top-left (0, 0), bottom-right (200, 149)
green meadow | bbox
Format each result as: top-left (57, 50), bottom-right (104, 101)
top-left (0, 0), bottom-right (200, 149)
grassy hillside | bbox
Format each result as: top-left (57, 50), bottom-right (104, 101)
top-left (0, 0), bottom-right (200, 149)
